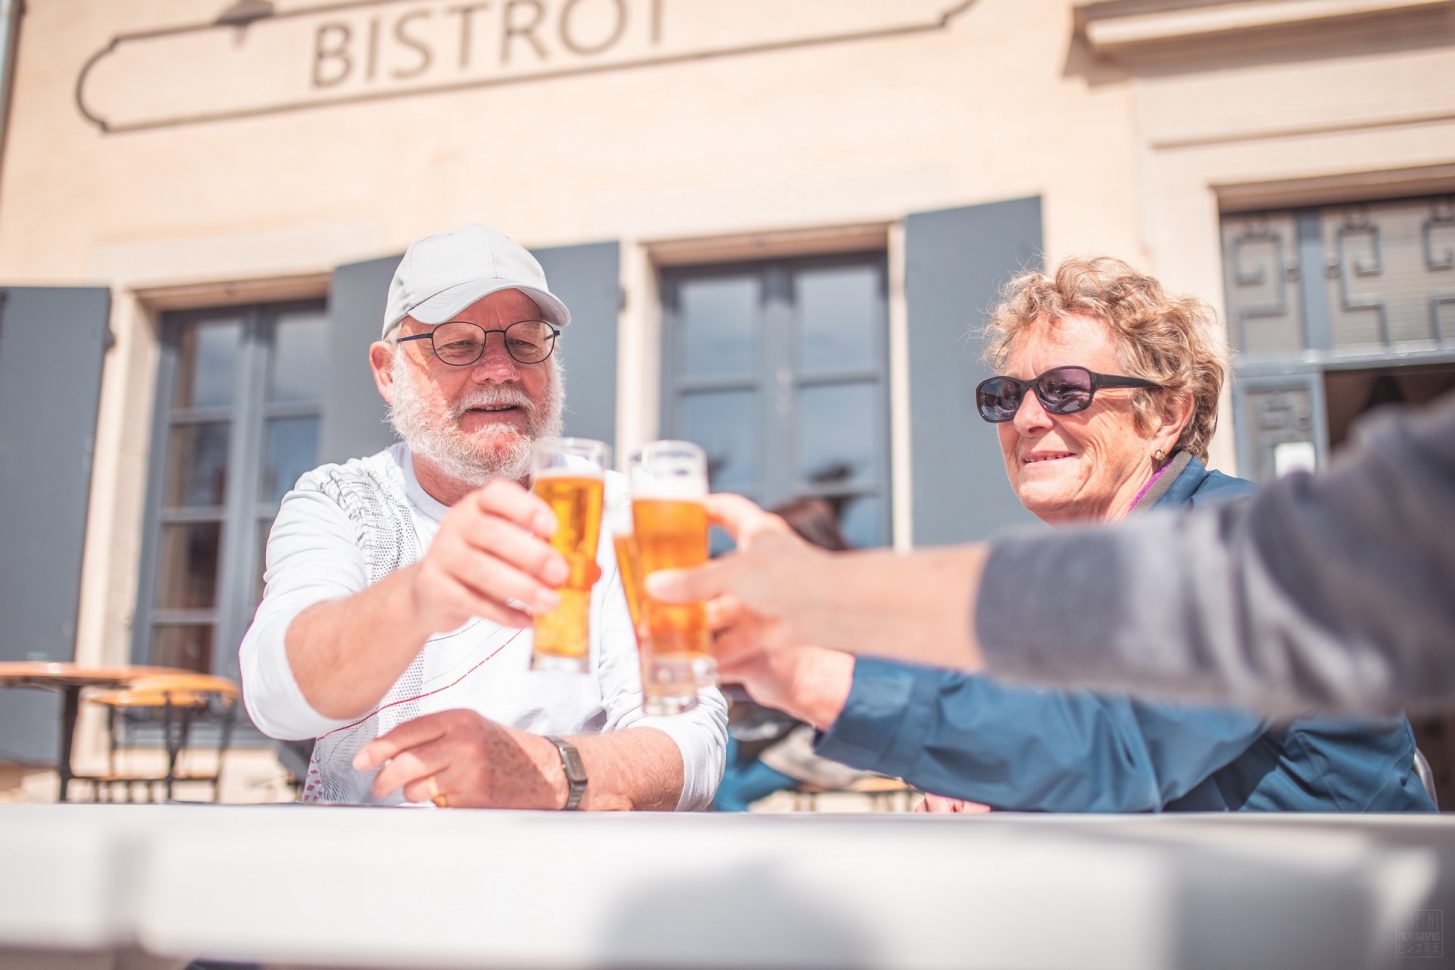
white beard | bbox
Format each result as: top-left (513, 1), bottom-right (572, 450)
top-left (387, 354), bottom-right (565, 487)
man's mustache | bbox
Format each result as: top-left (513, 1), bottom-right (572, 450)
top-left (449, 387), bottom-right (537, 419)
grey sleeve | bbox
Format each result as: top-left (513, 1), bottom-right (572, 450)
top-left (975, 392), bottom-right (1455, 718)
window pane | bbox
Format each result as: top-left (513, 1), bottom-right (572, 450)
top-left (678, 275), bottom-right (759, 379)
top-left (796, 264), bottom-right (881, 373)
top-left (261, 417), bottom-right (320, 505)
top-left (837, 493), bottom-right (886, 549)
top-left (150, 624), bottom-right (214, 673)
top-left (1221, 213), bottom-right (1304, 355)
top-left (797, 382), bottom-right (880, 488)
top-left (174, 319), bottom-right (243, 409)
top-left (1238, 383), bottom-right (1317, 484)
top-left (679, 389), bottom-right (759, 492)
top-left (164, 422), bottom-right (229, 507)
top-left (269, 310), bottom-right (329, 405)
top-left (154, 522), bottom-right (222, 609)
top-left (1322, 198), bottom-right (1453, 350)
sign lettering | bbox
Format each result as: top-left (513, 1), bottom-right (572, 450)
top-left (77, 1), bottom-right (975, 134)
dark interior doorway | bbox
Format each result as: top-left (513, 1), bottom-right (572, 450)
top-left (1324, 363), bottom-right (1455, 810)
top-left (1324, 363), bottom-right (1455, 450)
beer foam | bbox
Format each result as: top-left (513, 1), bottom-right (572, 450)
top-left (630, 478), bottom-right (703, 501)
top-left (534, 455), bottom-right (605, 479)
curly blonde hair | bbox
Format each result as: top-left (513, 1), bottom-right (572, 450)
top-left (983, 257), bottom-right (1226, 461)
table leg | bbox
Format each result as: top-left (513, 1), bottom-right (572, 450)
top-left (58, 686), bottom-right (79, 802)
top-left (163, 700), bottom-right (177, 802)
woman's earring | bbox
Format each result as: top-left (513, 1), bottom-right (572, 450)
top-left (1153, 448), bottom-right (1166, 463)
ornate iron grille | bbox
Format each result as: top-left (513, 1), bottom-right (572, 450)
top-left (1223, 195), bottom-right (1455, 358)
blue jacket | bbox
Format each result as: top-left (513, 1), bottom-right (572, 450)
top-left (815, 456), bottom-right (1435, 812)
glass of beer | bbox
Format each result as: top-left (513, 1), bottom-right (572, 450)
top-left (629, 440), bottom-right (714, 715)
top-left (531, 437), bottom-right (609, 673)
top-left (612, 523), bottom-right (646, 644)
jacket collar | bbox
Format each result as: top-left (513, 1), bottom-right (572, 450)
top-left (1147, 451), bottom-right (1209, 511)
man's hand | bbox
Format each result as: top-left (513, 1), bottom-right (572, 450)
top-left (285, 479), bottom-right (570, 720)
top-left (409, 479), bottom-right (569, 633)
top-left (916, 793), bottom-right (992, 814)
top-left (353, 709), bottom-right (566, 809)
top-left (714, 632), bottom-right (855, 731)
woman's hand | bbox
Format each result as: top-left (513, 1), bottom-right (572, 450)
top-left (647, 493), bottom-right (832, 653)
top-left (647, 492), bottom-right (987, 673)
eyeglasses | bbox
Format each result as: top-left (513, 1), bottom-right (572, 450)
top-left (396, 319), bottom-right (559, 366)
top-left (975, 366), bottom-right (1162, 423)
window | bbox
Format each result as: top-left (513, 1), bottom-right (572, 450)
top-left (135, 301), bottom-right (328, 675)
top-left (660, 253), bottom-right (891, 548)
top-left (1221, 194), bottom-right (1455, 481)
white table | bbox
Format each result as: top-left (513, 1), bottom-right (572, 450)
top-left (1, 804), bottom-right (1451, 969)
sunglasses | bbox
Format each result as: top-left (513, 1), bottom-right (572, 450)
top-left (975, 366), bottom-right (1162, 423)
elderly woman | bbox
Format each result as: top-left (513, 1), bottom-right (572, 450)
top-left (687, 257), bottom-right (1434, 813)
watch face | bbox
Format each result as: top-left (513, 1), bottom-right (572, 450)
top-left (549, 736), bottom-right (587, 811)
top-left (552, 737), bottom-right (588, 783)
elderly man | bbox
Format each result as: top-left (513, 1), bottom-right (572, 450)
top-left (241, 224), bottom-right (726, 809)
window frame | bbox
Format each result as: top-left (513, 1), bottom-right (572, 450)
top-left (659, 250), bottom-right (892, 546)
top-left (133, 299), bottom-right (327, 680)
top-left (1222, 193), bottom-right (1455, 481)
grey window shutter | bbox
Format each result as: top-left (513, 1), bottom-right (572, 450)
top-left (0, 286), bottom-right (110, 763)
top-left (906, 197), bottom-right (1044, 545)
top-left (320, 255), bottom-right (401, 464)
top-left (534, 242), bottom-right (621, 453)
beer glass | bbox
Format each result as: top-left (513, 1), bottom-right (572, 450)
top-left (612, 523), bottom-right (646, 640)
top-left (531, 437), bottom-right (609, 673)
top-left (629, 440), bottom-right (714, 715)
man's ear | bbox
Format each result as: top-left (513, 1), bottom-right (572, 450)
top-left (369, 341), bottom-right (396, 405)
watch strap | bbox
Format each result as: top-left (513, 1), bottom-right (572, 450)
top-left (546, 735), bottom-right (587, 811)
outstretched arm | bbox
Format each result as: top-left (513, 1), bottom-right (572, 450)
top-left (650, 393), bottom-right (1455, 718)
top-left (716, 633), bottom-right (1263, 813)
top-left (241, 479), bottom-right (568, 738)
top-left (814, 658), bottom-right (1264, 812)
top-left (649, 494), bottom-right (987, 673)
top-left (976, 393), bottom-right (1455, 717)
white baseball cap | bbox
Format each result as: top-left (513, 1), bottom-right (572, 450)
top-left (381, 224), bottom-right (572, 338)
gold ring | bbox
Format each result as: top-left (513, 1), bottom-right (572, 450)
top-left (427, 775), bottom-right (448, 809)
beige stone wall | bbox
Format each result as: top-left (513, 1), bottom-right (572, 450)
top-left (0, 0), bottom-right (1144, 281)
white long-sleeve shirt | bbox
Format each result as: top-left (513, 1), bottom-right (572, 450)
top-left (239, 444), bottom-right (726, 808)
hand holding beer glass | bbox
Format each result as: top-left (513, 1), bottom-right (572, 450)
top-left (531, 438), bottom-right (608, 673)
top-left (627, 441), bottom-right (715, 715)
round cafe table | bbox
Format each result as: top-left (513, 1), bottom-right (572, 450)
top-left (0, 662), bottom-right (190, 801)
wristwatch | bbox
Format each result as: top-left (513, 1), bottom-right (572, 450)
top-left (546, 735), bottom-right (587, 811)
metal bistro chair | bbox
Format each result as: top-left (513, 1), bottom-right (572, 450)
top-left (789, 776), bottom-right (921, 813)
top-left (87, 673), bottom-right (239, 803)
